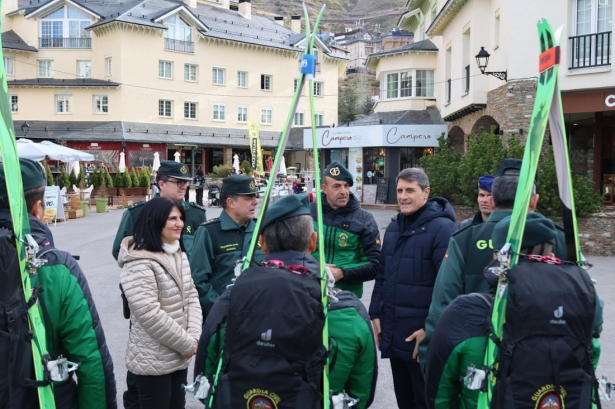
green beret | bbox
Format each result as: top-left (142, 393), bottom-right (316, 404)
top-left (157, 160), bottom-right (192, 180)
top-left (221, 174), bottom-right (258, 195)
top-left (0, 158), bottom-right (46, 198)
top-left (323, 161), bottom-right (353, 187)
top-left (261, 194), bottom-right (311, 231)
top-left (492, 212), bottom-right (558, 251)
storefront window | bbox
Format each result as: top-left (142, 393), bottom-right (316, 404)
top-left (565, 113), bottom-right (594, 179)
top-left (210, 149), bottom-right (223, 171)
top-left (329, 149), bottom-right (348, 168)
top-left (364, 147), bottom-right (385, 184)
top-left (399, 147), bottom-right (429, 171)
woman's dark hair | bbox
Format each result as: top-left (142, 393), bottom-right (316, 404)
top-left (132, 197), bottom-right (185, 252)
top-left (196, 169), bottom-right (204, 176)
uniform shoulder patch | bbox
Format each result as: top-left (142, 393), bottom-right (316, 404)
top-left (451, 222), bottom-right (475, 237)
top-left (201, 218), bottom-right (220, 226)
top-left (128, 201), bottom-right (146, 210)
top-left (188, 202), bottom-right (207, 211)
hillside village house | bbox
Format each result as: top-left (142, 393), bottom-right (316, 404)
top-left (395, 0), bottom-right (615, 200)
top-left (1, 0), bottom-right (347, 175)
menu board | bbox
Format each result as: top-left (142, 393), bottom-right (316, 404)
top-left (348, 147), bottom-right (363, 199)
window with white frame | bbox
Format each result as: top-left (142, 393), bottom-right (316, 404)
top-left (184, 64), bottom-right (197, 82)
top-left (55, 94), bottom-right (71, 113)
top-left (40, 5), bottom-right (91, 48)
top-left (77, 59), bottom-right (91, 77)
top-left (105, 56), bottom-right (112, 76)
top-left (261, 74), bottom-right (272, 90)
top-left (315, 112), bottom-right (324, 127)
top-left (159, 61), bottom-right (173, 79)
top-left (313, 81), bottom-right (323, 96)
top-left (213, 103), bottom-right (225, 121)
top-left (159, 100), bottom-right (172, 117)
top-left (237, 106), bottom-right (248, 123)
top-left (164, 14), bottom-right (192, 41)
top-left (38, 59), bottom-right (53, 77)
top-left (212, 68), bottom-right (224, 85)
top-left (261, 107), bottom-right (272, 124)
top-left (572, 0), bottom-right (613, 68)
top-left (184, 102), bottom-right (197, 119)
top-left (93, 94), bottom-right (108, 113)
top-left (237, 71), bottom-right (247, 88)
top-left (384, 70), bottom-right (433, 99)
top-left (416, 70), bottom-right (435, 97)
top-left (4, 57), bottom-right (14, 75)
top-left (10, 94), bottom-right (17, 112)
top-left (294, 111), bottom-right (304, 126)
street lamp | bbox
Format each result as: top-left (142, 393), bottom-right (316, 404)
top-left (475, 47), bottom-right (507, 81)
top-left (20, 121), bottom-right (29, 136)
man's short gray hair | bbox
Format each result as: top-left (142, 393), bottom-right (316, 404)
top-left (262, 214), bottom-right (313, 253)
top-left (396, 168), bottom-right (429, 190)
top-left (491, 176), bottom-right (536, 209)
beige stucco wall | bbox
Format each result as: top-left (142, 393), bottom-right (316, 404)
top-left (4, 9), bottom-right (342, 130)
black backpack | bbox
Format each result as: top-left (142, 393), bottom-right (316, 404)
top-left (491, 260), bottom-right (599, 409)
top-left (213, 262), bottom-right (327, 409)
top-left (0, 227), bottom-right (38, 409)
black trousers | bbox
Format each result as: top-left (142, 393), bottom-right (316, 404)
top-left (390, 358), bottom-right (427, 409)
top-left (195, 188), bottom-right (204, 206)
top-left (123, 371), bottom-right (141, 409)
top-left (131, 369), bottom-right (188, 409)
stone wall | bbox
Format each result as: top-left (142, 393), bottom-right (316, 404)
top-left (451, 205), bottom-right (615, 256)
top-left (448, 79), bottom-right (539, 143)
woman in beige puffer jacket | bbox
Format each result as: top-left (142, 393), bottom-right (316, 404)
top-left (118, 197), bottom-right (202, 409)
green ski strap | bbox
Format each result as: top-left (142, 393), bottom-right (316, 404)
top-left (478, 18), bottom-right (560, 409)
top-left (304, 4), bottom-right (330, 407)
top-left (0, 18), bottom-right (56, 409)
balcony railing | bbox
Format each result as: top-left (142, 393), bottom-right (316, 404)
top-left (164, 38), bottom-right (194, 53)
top-left (569, 31), bottom-right (612, 69)
top-left (39, 37), bottom-right (91, 49)
top-left (446, 78), bottom-right (451, 103)
top-left (464, 65), bottom-right (470, 93)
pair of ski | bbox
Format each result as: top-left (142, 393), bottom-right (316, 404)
top-left (0, 14), bottom-right (56, 409)
top-left (477, 18), bottom-right (588, 409)
top-left (204, 3), bottom-right (335, 409)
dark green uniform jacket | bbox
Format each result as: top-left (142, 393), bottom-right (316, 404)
top-left (310, 193), bottom-right (381, 298)
top-left (420, 210), bottom-right (568, 366)
top-left (111, 200), bottom-right (206, 260)
top-left (0, 210), bottom-right (117, 409)
top-left (194, 251), bottom-right (378, 409)
top-left (188, 210), bottom-right (263, 317)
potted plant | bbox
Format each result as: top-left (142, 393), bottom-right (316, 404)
top-left (95, 177), bottom-right (109, 213)
top-left (118, 189), bottom-right (133, 208)
top-left (78, 180), bottom-right (89, 217)
top-left (45, 162), bottom-right (55, 186)
top-left (59, 167), bottom-right (71, 189)
top-left (139, 168), bottom-right (151, 195)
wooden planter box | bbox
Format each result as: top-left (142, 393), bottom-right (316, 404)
top-left (67, 209), bottom-right (84, 219)
top-left (119, 187), bottom-right (148, 196)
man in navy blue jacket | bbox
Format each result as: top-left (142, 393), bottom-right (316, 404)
top-left (369, 168), bottom-right (457, 409)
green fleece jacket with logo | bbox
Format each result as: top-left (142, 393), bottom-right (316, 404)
top-left (310, 193), bottom-right (381, 298)
top-left (0, 211), bottom-right (116, 409)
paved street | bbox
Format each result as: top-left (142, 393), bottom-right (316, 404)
top-left (46, 201), bottom-right (615, 408)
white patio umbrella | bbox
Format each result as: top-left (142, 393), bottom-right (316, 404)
top-left (67, 161), bottom-right (80, 177)
top-left (279, 154), bottom-right (287, 175)
top-left (13, 139), bottom-right (94, 162)
top-left (232, 154), bottom-right (240, 173)
top-left (174, 151), bottom-right (181, 163)
top-left (119, 152), bottom-right (126, 173)
top-left (152, 152), bottom-right (161, 171)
